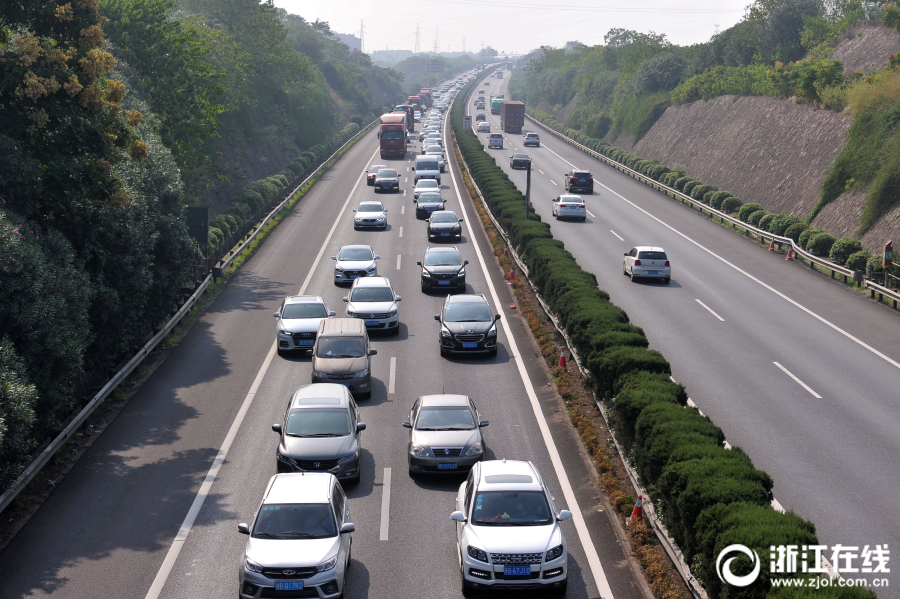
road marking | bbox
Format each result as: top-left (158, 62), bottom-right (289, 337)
top-left (401, 205), bottom-right (405, 215)
top-left (773, 362), bottom-right (822, 398)
top-left (609, 230), bottom-right (623, 241)
top-left (143, 146), bottom-right (381, 599)
top-left (406, 166), bottom-right (410, 171)
top-left (404, 176), bottom-right (408, 183)
top-left (447, 133), bottom-right (614, 599)
top-left (402, 189), bottom-right (407, 196)
top-left (586, 210), bottom-right (596, 218)
top-left (695, 299), bottom-right (725, 322)
top-left (549, 180), bottom-right (557, 186)
top-left (538, 143), bottom-right (900, 372)
top-left (398, 226), bottom-right (403, 238)
top-left (396, 254), bottom-right (401, 270)
top-left (380, 468), bottom-right (392, 541)
top-left (389, 357), bottom-right (397, 394)
top-left (538, 169), bottom-right (545, 175)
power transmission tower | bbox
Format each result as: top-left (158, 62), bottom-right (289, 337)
top-left (462, 36), bottom-right (466, 53)
top-left (414, 23), bottom-right (420, 54)
top-left (713, 23), bottom-right (720, 35)
top-left (433, 27), bottom-right (439, 54)
top-left (359, 20), bottom-right (364, 53)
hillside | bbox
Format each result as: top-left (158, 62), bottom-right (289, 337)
top-left (830, 23), bottom-right (900, 74)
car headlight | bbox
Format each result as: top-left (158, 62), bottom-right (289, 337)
top-left (465, 442), bottom-right (483, 456)
top-left (316, 555), bottom-right (338, 572)
top-left (376, 216), bottom-right (385, 221)
top-left (279, 329), bottom-right (291, 336)
top-left (276, 453), bottom-right (296, 465)
top-left (338, 450), bottom-right (359, 465)
top-left (487, 324), bottom-right (497, 337)
top-left (386, 310), bottom-right (398, 318)
top-left (546, 544), bottom-right (564, 561)
top-left (366, 264), bottom-right (377, 271)
top-left (334, 266), bottom-right (344, 272)
top-left (354, 369), bottom-right (369, 378)
top-left (245, 557), bottom-right (264, 573)
top-left (347, 310), bottom-right (357, 317)
top-left (457, 268), bottom-right (465, 277)
top-left (453, 224), bottom-right (461, 231)
top-left (411, 443), bottom-right (431, 458)
top-left (355, 217), bottom-right (362, 222)
top-left (422, 269), bottom-right (432, 278)
top-left (441, 326), bottom-right (452, 338)
top-left (467, 546), bottom-right (489, 563)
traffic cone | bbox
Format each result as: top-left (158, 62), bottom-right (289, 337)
top-left (768, 239), bottom-right (776, 251)
top-left (785, 246), bottom-right (794, 260)
top-left (629, 495), bottom-right (643, 521)
top-left (558, 348), bottom-right (566, 369)
top-left (504, 247), bottom-right (508, 258)
top-left (509, 268), bottom-right (515, 282)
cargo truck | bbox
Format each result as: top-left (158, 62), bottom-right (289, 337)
top-left (407, 95), bottom-right (422, 111)
top-left (418, 89), bottom-right (433, 108)
top-left (490, 95), bottom-right (505, 115)
top-left (500, 100), bottom-right (525, 134)
top-left (496, 71), bottom-right (503, 79)
top-left (393, 104), bottom-right (416, 133)
top-left (379, 113), bottom-right (407, 159)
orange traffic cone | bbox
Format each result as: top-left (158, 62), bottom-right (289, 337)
top-left (785, 247), bottom-right (794, 260)
top-left (768, 239), bottom-right (776, 251)
top-left (509, 268), bottom-right (515, 282)
top-left (630, 495), bottom-right (644, 521)
top-left (558, 348), bottom-right (566, 369)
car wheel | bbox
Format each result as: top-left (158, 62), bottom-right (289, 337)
top-left (440, 344), bottom-right (449, 357)
top-left (623, 264), bottom-right (629, 276)
top-left (374, 188), bottom-right (380, 194)
top-left (360, 390), bottom-right (372, 399)
top-left (630, 269), bottom-right (639, 282)
top-left (580, 217), bottom-right (586, 222)
top-left (392, 325), bottom-right (401, 336)
top-left (552, 578), bottom-right (568, 596)
top-left (663, 277), bottom-right (671, 285)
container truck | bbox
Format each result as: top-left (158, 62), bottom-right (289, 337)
top-left (490, 95), bottom-right (505, 115)
top-left (379, 113), bottom-right (407, 159)
top-left (393, 104), bottom-right (416, 132)
top-left (407, 95), bottom-right (422, 111)
top-left (500, 100), bottom-right (525, 134)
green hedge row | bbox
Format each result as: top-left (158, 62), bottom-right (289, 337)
top-left (467, 82), bottom-right (861, 599)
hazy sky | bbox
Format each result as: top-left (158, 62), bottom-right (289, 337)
top-left (274, 0), bottom-right (751, 56)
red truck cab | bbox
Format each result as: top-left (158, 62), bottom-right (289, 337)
top-left (379, 113), bottom-right (407, 159)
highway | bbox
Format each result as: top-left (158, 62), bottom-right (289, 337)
top-left (0, 75), bottom-right (650, 599)
top-left (477, 73), bottom-right (900, 591)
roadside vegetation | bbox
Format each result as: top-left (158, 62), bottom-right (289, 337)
top-left (0, 1), bottom-right (403, 492)
top-left (393, 53), bottom-right (476, 95)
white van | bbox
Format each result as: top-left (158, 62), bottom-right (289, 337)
top-left (488, 133), bottom-right (503, 149)
top-left (413, 155), bottom-right (442, 184)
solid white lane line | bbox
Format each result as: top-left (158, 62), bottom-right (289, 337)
top-left (539, 142), bottom-right (900, 372)
top-left (586, 210), bottom-right (596, 218)
top-left (695, 299), bottom-right (725, 322)
top-left (550, 180), bottom-right (557, 186)
top-left (398, 226), bottom-right (403, 238)
top-left (447, 138), bottom-right (614, 599)
top-left (389, 357), bottom-right (397, 394)
top-left (609, 230), bottom-right (624, 241)
top-left (396, 254), bottom-right (401, 270)
top-left (144, 146), bottom-right (380, 599)
top-left (773, 362), bottom-right (822, 398)
top-left (379, 468), bottom-right (392, 541)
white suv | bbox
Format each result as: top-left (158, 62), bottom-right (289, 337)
top-left (343, 276), bottom-right (402, 335)
top-left (238, 473), bottom-right (355, 599)
top-left (450, 460), bottom-right (571, 595)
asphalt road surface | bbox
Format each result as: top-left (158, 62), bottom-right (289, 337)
top-left (0, 74), bottom-right (650, 599)
top-left (476, 73), bottom-right (900, 594)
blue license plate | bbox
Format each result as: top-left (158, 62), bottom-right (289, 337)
top-left (578, 178), bottom-right (586, 183)
top-left (437, 463), bottom-right (457, 469)
top-left (504, 566), bottom-right (530, 576)
top-left (348, 274), bottom-right (359, 279)
top-left (275, 581), bottom-right (304, 591)
top-left (296, 340), bottom-right (314, 346)
top-left (647, 270), bottom-right (659, 275)
top-left (441, 232), bottom-right (450, 236)
top-left (365, 320), bottom-right (379, 326)
top-left (462, 342), bottom-right (478, 349)
top-left (438, 280), bottom-right (450, 285)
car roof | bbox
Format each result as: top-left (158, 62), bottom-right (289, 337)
top-left (425, 245), bottom-right (460, 254)
top-left (446, 293), bottom-right (488, 305)
top-left (419, 394), bottom-right (471, 407)
top-left (290, 383), bottom-right (351, 409)
top-left (265, 473), bottom-right (333, 505)
top-left (369, 164), bottom-right (387, 170)
top-left (358, 201), bottom-right (384, 207)
top-left (318, 317), bottom-right (366, 336)
top-left (476, 460), bottom-right (543, 491)
top-left (352, 275), bottom-right (391, 288)
top-left (559, 194), bottom-right (583, 202)
top-left (285, 295), bottom-right (325, 304)
top-left (634, 246), bottom-right (666, 252)
top-left (339, 244), bottom-right (373, 252)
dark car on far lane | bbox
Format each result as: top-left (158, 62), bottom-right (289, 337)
top-left (374, 168), bottom-right (400, 193)
top-left (510, 153), bottom-right (531, 169)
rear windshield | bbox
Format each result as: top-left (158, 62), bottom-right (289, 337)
top-left (638, 251), bottom-right (668, 260)
top-left (573, 171), bottom-right (591, 177)
top-left (316, 337), bottom-right (365, 358)
top-left (490, 134), bottom-right (502, 138)
top-left (253, 504), bottom-right (337, 539)
top-left (282, 303), bottom-right (327, 319)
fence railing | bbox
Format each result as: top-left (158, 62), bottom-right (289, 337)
top-left (0, 118), bottom-right (379, 516)
top-left (525, 113), bottom-right (900, 308)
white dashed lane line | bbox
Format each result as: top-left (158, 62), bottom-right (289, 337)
top-left (401, 205), bottom-right (405, 215)
top-left (586, 210), bottom-right (596, 218)
top-left (398, 226), bottom-right (403, 238)
top-left (389, 357), bottom-right (397, 393)
top-left (695, 299), bottom-right (725, 322)
top-left (379, 468), bottom-right (392, 541)
top-left (550, 180), bottom-right (557, 186)
top-left (396, 255), bottom-right (401, 270)
top-left (538, 169), bottom-right (545, 175)
top-left (773, 362), bottom-right (822, 398)
top-left (609, 230), bottom-right (624, 241)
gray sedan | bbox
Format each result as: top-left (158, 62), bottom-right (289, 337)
top-left (403, 394), bottom-right (488, 476)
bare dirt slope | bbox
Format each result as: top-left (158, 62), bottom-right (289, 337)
top-left (830, 24), bottom-right (900, 75)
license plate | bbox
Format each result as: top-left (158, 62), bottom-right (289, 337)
top-left (438, 280), bottom-right (450, 285)
top-left (275, 581), bottom-right (304, 591)
top-left (504, 566), bottom-right (530, 576)
top-left (437, 463), bottom-right (457, 469)
top-left (462, 342), bottom-right (478, 349)
top-left (579, 178), bottom-right (586, 183)
top-left (648, 270), bottom-right (659, 275)
top-left (296, 340), bottom-right (314, 346)
top-left (441, 232), bottom-right (450, 237)
top-left (348, 275), bottom-right (359, 279)
top-left (365, 320), bottom-right (379, 326)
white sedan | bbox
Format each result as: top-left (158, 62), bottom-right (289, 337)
top-left (476, 122), bottom-right (490, 133)
top-left (551, 195), bottom-right (586, 222)
top-left (623, 246), bottom-right (671, 284)
top-left (414, 179), bottom-right (441, 199)
top-left (353, 201), bottom-right (388, 229)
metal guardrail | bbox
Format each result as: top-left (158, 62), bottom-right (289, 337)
top-left (0, 119), bottom-right (380, 516)
top-left (524, 113), bottom-right (900, 307)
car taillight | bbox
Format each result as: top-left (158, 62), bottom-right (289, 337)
top-left (634, 259), bottom-right (642, 266)
top-left (559, 205), bottom-right (568, 209)
top-left (570, 177), bottom-right (578, 182)
top-left (587, 177), bottom-right (593, 181)
top-left (664, 261), bottom-right (670, 266)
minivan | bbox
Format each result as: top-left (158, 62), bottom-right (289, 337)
top-left (311, 318), bottom-right (377, 398)
top-left (488, 133), bottom-right (503, 149)
top-left (413, 155), bottom-right (442, 184)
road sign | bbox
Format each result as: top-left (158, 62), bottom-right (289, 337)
top-left (464, 116), bottom-right (472, 130)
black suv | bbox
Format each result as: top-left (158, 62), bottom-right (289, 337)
top-left (435, 294), bottom-right (501, 357)
top-left (418, 247), bottom-right (468, 293)
top-left (564, 169), bottom-right (593, 193)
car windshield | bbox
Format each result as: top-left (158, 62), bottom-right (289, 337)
top-left (444, 302), bottom-right (492, 322)
top-left (431, 212), bottom-right (458, 223)
top-left (282, 303), bottom-right (327, 319)
top-left (338, 248), bottom-right (373, 261)
top-left (382, 130), bottom-right (404, 140)
top-left (418, 193), bottom-right (443, 204)
top-left (417, 180), bottom-right (439, 189)
top-left (253, 503), bottom-right (337, 539)
top-left (368, 166), bottom-right (385, 174)
top-left (573, 171), bottom-right (591, 177)
top-left (416, 406), bottom-right (475, 430)
top-left (358, 204), bottom-right (384, 213)
top-left (286, 408), bottom-right (351, 437)
top-left (472, 491), bottom-right (553, 526)
top-left (638, 251), bottom-right (668, 260)
top-left (513, 154), bottom-right (529, 160)
top-left (377, 169), bottom-right (397, 178)
top-left (316, 337), bottom-right (366, 358)
top-left (525, 134), bottom-right (538, 138)
top-left (350, 287), bottom-right (395, 302)
top-left (424, 252), bottom-right (462, 266)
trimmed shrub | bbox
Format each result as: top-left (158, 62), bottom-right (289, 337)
top-left (227, 202), bottom-right (253, 222)
top-left (757, 213), bottom-right (776, 231)
top-left (610, 371), bottom-right (686, 439)
top-left (748, 209), bottom-right (768, 227)
top-left (587, 346), bottom-right (671, 400)
top-left (845, 250), bottom-right (871, 272)
top-left (208, 226), bottom-right (223, 250)
top-left (767, 213), bottom-right (801, 236)
top-left (738, 203), bottom-right (764, 222)
top-left (807, 232), bottom-right (836, 256)
top-left (798, 227), bottom-right (823, 249)
top-left (708, 191), bottom-right (732, 209)
top-left (682, 180), bottom-right (701, 196)
top-left (829, 237), bottom-right (863, 266)
top-left (690, 184), bottom-right (716, 201)
top-left (784, 222), bottom-right (809, 243)
top-left (649, 165), bottom-right (670, 180)
top-left (674, 176), bottom-right (695, 191)
top-left (211, 215), bottom-right (233, 238)
top-left (720, 196), bottom-right (742, 213)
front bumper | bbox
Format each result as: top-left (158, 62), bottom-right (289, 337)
top-left (421, 274), bottom-right (465, 290)
top-left (461, 554), bottom-right (567, 590)
top-left (374, 182), bottom-right (399, 192)
top-left (239, 566), bottom-right (343, 599)
top-left (347, 314), bottom-right (399, 331)
top-left (409, 452), bottom-right (481, 473)
top-left (278, 333), bottom-right (317, 351)
top-left (354, 219), bottom-right (387, 229)
top-left (276, 453), bottom-right (360, 481)
top-left (427, 228), bottom-right (462, 239)
top-left (440, 333), bottom-right (497, 354)
top-left (311, 371), bottom-right (372, 395)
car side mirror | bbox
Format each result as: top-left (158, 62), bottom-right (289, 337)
top-left (332, 256), bottom-right (337, 260)
top-left (464, 260), bottom-right (469, 265)
top-left (340, 523), bottom-right (356, 534)
top-left (395, 296), bottom-right (402, 301)
top-left (434, 314), bottom-right (440, 321)
top-left (402, 421), bottom-right (412, 429)
top-left (450, 511), bottom-right (467, 523)
top-left (352, 209), bottom-right (357, 212)
top-left (479, 420), bottom-right (490, 427)
top-left (329, 311), bottom-right (336, 316)
top-left (238, 523), bottom-right (250, 535)
top-left (624, 253), bottom-right (628, 256)
top-left (343, 297), bottom-right (349, 302)
top-left (557, 510), bottom-right (573, 521)
top-left (272, 423), bottom-right (282, 433)
top-left (273, 312), bottom-right (281, 318)
top-left (369, 349), bottom-right (377, 356)
top-left (375, 255), bottom-right (381, 260)
top-left (411, 167), bottom-right (416, 171)
top-left (384, 209), bottom-right (388, 212)
top-left (416, 261), bottom-right (422, 266)
top-left (357, 422), bottom-right (367, 432)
